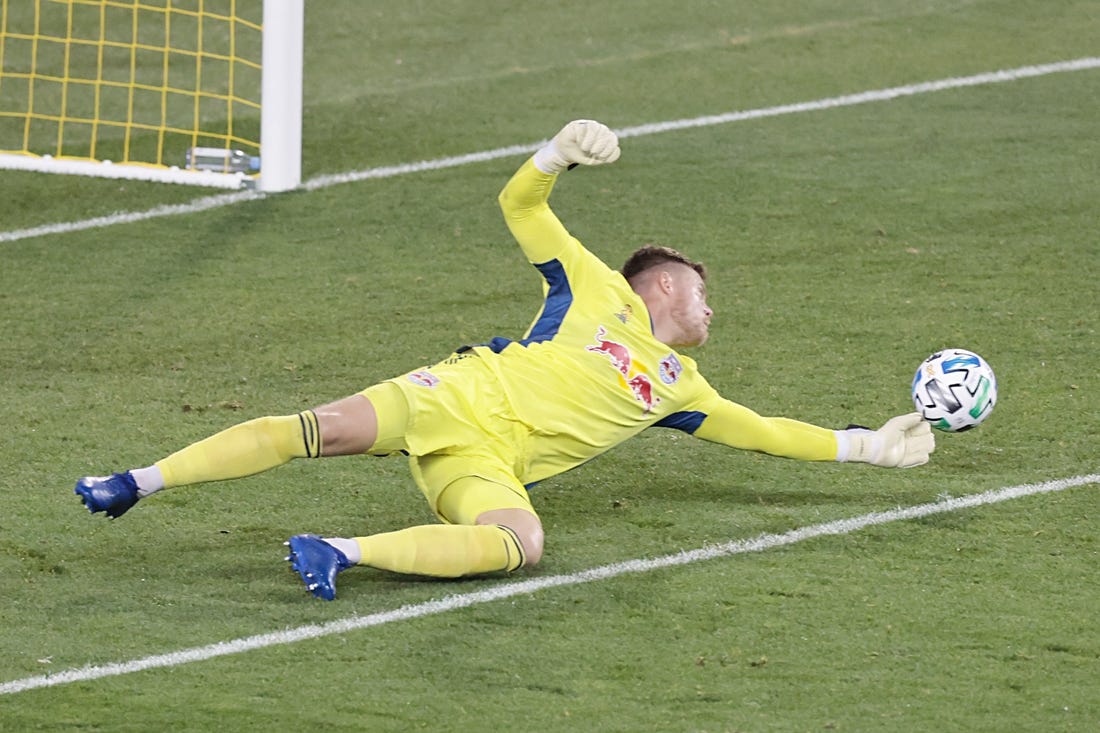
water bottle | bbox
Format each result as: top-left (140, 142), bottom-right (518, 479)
top-left (185, 147), bottom-right (260, 173)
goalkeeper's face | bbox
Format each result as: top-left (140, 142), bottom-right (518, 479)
top-left (668, 267), bottom-right (713, 347)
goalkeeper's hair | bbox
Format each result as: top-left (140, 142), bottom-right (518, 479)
top-left (621, 245), bottom-right (707, 285)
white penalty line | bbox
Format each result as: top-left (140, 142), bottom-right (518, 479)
top-left (2, 473), bottom-right (1096, 696)
top-left (2, 56), bottom-right (1098, 244)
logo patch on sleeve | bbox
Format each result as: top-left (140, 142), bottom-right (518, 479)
top-left (658, 354), bottom-right (682, 384)
top-left (407, 371), bottom-right (440, 388)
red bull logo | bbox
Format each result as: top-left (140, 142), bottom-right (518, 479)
top-left (586, 326), bottom-right (662, 413)
top-left (586, 326), bottom-right (631, 375)
top-left (627, 373), bottom-right (660, 413)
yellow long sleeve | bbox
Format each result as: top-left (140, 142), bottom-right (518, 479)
top-left (497, 158), bottom-right (572, 265)
top-left (691, 398), bottom-right (839, 461)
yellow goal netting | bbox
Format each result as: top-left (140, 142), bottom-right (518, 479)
top-left (0, 0), bottom-right (301, 190)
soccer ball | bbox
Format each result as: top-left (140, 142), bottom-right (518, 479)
top-left (911, 349), bottom-right (997, 432)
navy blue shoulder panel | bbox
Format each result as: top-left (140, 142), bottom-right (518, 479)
top-left (653, 410), bottom-right (707, 434)
top-left (487, 258), bottom-right (573, 353)
top-left (486, 336), bottom-right (514, 352)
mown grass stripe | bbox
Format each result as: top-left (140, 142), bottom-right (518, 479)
top-left (2, 472), bottom-right (1095, 696)
top-left (1, 57), bottom-right (1097, 244)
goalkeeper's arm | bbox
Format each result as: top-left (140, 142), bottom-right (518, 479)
top-left (690, 399), bottom-right (935, 468)
top-left (498, 120), bottom-right (621, 265)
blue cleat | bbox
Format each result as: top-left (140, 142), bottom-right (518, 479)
top-left (285, 534), bottom-right (352, 601)
top-left (74, 473), bottom-right (141, 519)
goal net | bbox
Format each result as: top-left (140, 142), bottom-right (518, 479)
top-left (0, 0), bottom-right (302, 191)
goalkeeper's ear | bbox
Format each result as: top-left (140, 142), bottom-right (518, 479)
top-left (534, 120), bottom-right (621, 174)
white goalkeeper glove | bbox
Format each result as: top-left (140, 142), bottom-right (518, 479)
top-left (836, 413), bottom-right (935, 468)
top-left (533, 119), bottom-right (621, 174)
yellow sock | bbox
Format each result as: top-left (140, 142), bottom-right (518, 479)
top-left (354, 524), bottom-right (525, 577)
top-left (156, 412), bottom-right (321, 488)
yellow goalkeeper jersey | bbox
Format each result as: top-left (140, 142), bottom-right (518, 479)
top-left (459, 159), bottom-right (839, 484)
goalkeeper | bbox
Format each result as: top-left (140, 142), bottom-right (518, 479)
top-left (75, 120), bottom-right (934, 601)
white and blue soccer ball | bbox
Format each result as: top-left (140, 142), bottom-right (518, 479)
top-left (911, 348), bottom-right (997, 432)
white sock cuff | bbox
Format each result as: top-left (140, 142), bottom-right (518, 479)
top-left (130, 465), bottom-right (165, 497)
top-left (323, 537), bottom-right (362, 565)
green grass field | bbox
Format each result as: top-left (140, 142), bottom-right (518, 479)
top-left (2, 1), bottom-right (1098, 730)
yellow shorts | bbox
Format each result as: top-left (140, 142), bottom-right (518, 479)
top-left (358, 353), bottom-right (535, 524)
top-left (410, 454), bottom-right (534, 525)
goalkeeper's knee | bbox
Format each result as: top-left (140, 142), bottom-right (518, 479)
top-left (482, 508), bottom-right (544, 567)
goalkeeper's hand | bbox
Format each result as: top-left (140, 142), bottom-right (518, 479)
top-left (533, 120), bottom-right (621, 174)
top-left (837, 413), bottom-right (935, 468)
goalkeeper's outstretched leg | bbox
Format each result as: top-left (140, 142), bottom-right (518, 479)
top-left (73, 393), bottom-right (385, 518)
top-left (285, 457), bottom-right (545, 600)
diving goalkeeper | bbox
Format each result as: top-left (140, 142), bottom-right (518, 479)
top-left (75, 120), bottom-right (934, 600)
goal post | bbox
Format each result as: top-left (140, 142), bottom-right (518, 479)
top-left (259, 0), bottom-right (302, 193)
top-left (0, 0), bottom-right (303, 192)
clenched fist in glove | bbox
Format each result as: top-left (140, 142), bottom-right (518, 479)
top-left (836, 413), bottom-right (935, 468)
top-left (534, 120), bottom-right (621, 174)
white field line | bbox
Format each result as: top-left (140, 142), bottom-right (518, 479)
top-left (2, 56), bottom-right (1098, 245)
top-left (2, 472), bottom-right (1096, 696)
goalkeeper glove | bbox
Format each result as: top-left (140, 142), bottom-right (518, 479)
top-left (533, 120), bottom-right (621, 174)
top-left (836, 413), bottom-right (935, 468)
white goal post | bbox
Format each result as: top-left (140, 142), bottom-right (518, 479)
top-left (0, 0), bottom-right (303, 192)
top-left (259, 0), bottom-right (302, 193)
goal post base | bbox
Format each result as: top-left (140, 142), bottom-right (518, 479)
top-left (0, 153), bottom-right (256, 190)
